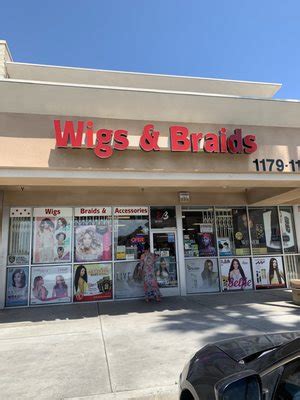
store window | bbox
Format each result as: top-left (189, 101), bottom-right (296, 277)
top-left (279, 206), bottom-right (298, 254)
top-left (248, 207), bottom-right (282, 255)
top-left (7, 208), bottom-right (31, 265)
top-left (150, 206), bottom-right (176, 228)
top-left (152, 231), bottom-right (178, 288)
top-left (182, 208), bottom-right (217, 257)
top-left (113, 207), bottom-right (149, 260)
top-left (284, 255), bottom-right (300, 285)
top-left (74, 207), bottom-right (112, 262)
top-left (215, 208), bottom-right (250, 256)
top-left (32, 208), bottom-right (73, 264)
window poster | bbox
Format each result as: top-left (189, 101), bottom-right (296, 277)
top-left (73, 263), bottom-right (112, 302)
top-left (114, 261), bottom-right (144, 299)
top-left (218, 238), bottom-right (232, 256)
top-left (32, 208), bottom-right (72, 264)
top-left (232, 208), bottom-right (251, 256)
top-left (280, 207), bottom-right (297, 253)
top-left (198, 224), bottom-right (217, 257)
top-left (8, 208), bottom-right (32, 265)
top-left (185, 258), bottom-right (219, 294)
top-left (74, 207), bottom-right (112, 262)
top-left (248, 208), bottom-right (282, 255)
top-left (220, 258), bottom-right (253, 291)
top-left (253, 256), bottom-right (286, 289)
top-left (30, 265), bottom-right (72, 305)
top-left (154, 257), bottom-right (178, 288)
top-left (6, 266), bottom-right (29, 307)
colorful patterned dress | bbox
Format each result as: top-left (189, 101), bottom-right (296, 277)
top-left (142, 252), bottom-right (161, 300)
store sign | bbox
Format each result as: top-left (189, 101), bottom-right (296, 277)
top-left (33, 207), bottom-right (73, 217)
top-left (150, 207), bottom-right (176, 228)
top-left (113, 206), bottom-right (149, 216)
top-left (74, 207), bottom-right (112, 216)
top-left (54, 120), bottom-right (257, 159)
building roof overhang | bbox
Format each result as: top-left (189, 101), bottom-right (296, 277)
top-left (6, 61), bottom-right (281, 98)
top-left (0, 78), bottom-right (300, 128)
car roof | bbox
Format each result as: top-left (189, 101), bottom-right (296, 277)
top-left (214, 331), bottom-right (300, 363)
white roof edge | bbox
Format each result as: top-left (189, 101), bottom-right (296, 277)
top-left (5, 61), bottom-right (282, 88)
top-left (0, 77), bottom-right (293, 103)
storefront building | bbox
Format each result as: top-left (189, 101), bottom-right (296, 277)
top-left (1, 40), bottom-right (300, 308)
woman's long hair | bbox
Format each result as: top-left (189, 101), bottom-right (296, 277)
top-left (269, 258), bottom-right (282, 284)
top-left (74, 265), bottom-right (88, 291)
top-left (33, 276), bottom-right (43, 291)
top-left (201, 260), bottom-right (213, 285)
top-left (77, 228), bottom-right (101, 251)
top-left (228, 258), bottom-right (246, 282)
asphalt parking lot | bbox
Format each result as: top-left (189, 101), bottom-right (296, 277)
top-left (0, 289), bottom-right (299, 400)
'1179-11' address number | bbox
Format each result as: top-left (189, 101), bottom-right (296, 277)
top-left (253, 159), bottom-right (300, 172)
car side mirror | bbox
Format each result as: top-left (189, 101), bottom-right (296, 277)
top-left (216, 370), bottom-right (262, 400)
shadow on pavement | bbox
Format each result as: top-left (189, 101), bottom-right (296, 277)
top-left (0, 289), bottom-right (299, 340)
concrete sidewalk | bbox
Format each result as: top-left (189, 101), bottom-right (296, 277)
top-left (0, 289), bottom-right (299, 399)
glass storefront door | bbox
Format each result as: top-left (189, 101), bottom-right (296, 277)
top-left (151, 230), bottom-right (179, 296)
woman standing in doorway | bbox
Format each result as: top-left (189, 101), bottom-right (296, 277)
top-left (140, 243), bottom-right (161, 303)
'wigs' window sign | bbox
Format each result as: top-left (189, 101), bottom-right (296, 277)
top-left (54, 120), bottom-right (257, 159)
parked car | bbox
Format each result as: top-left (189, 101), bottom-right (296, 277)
top-left (179, 331), bottom-right (300, 399)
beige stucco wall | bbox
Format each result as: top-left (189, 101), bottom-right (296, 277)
top-left (1, 112), bottom-right (300, 206)
top-left (0, 113), bottom-right (300, 175)
top-left (2, 187), bottom-right (247, 207)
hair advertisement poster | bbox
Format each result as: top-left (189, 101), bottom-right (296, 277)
top-left (30, 265), bottom-right (72, 305)
top-left (114, 261), bottom-right (144, 299)
top-left (32, 208), bottom-right (72, 264)
top-left (220, 258), bottom-right (253, 291)
top-left (253, 256), bottom-right (286, 289)
top-left (198, 224), bottom-right (217, 257)
top-left (74, 222), bottom-right (112, 262)
top-left (185, 258), bottom-right (219, 294)
top-left (231, 208), bottom-right (251, 256)
top-left (73, 263), bottom-right (112, 302)
top-left (6, 266), bottom-right (29, 307)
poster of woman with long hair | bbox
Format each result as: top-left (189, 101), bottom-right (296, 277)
top-left (253, 256), bottom-right (286, 289)
top-left (185, 258), bottom-right (220, 294)
top-left (73, 263), bottom-right (112, 302)
top-left (220, 258), bottom-right (253, 291)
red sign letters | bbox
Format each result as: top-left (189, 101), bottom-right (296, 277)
top-left (54, 120), bottom-right (257, 159)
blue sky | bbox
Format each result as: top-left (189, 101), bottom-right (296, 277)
top-left (1, 0), bottom-right (300, 98)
